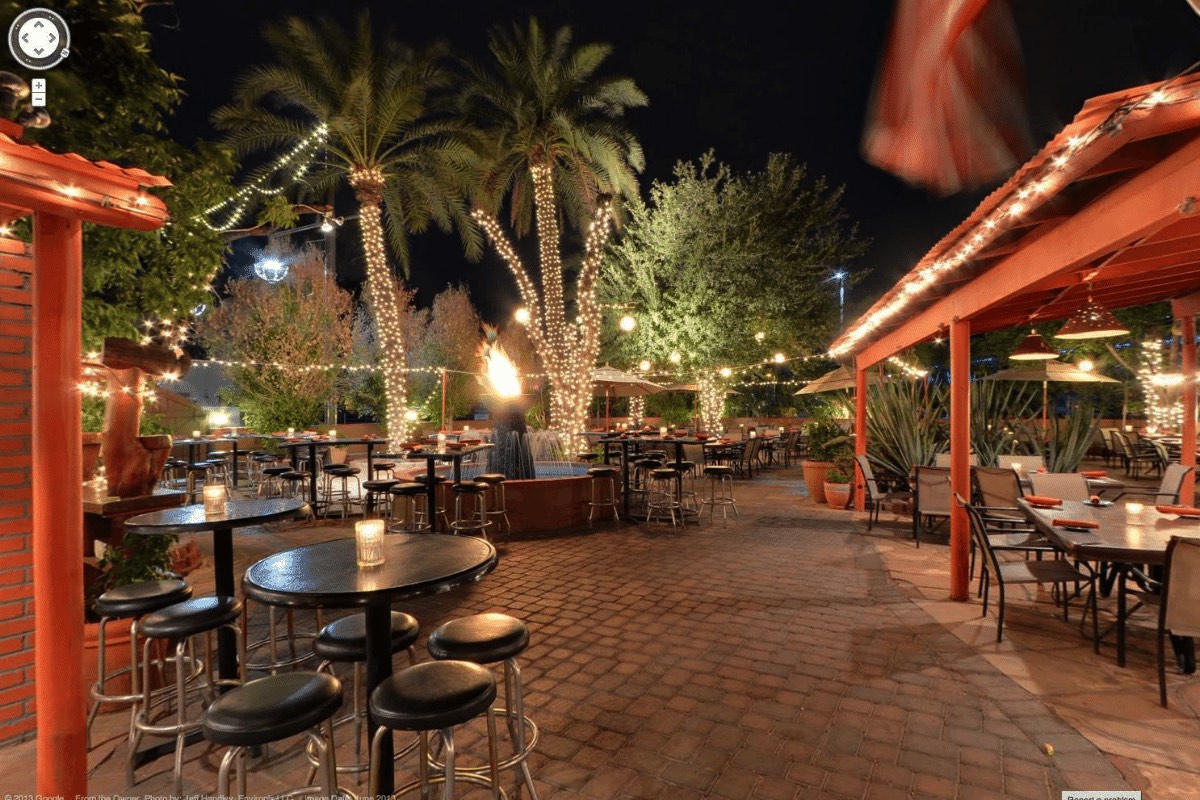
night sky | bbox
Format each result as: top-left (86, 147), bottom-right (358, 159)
top-left (143, 0), bottom-right (1200, 328)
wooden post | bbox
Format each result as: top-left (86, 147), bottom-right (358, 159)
top-left (1179, 311), bottom-right (1197, 503)
top-left (854, 363), bottom-right (868, 511)
top-left (441, 368), bottom-right (448, 432)
top-left (33, 214), bottom-right (86, 797)
top-left (949, 318), bottom-right (971, 601)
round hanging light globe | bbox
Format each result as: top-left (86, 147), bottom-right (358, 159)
top-left (755, 331), bottom-right (766, 342)
top-left (619, 315), bottom-right (636, 332)
top-left (1078, 359), bottom-right (1095, 372)
top-left (773, 353), bottom-right (786, 364)
top-left (669, 352), bottom-right (682, 364)
top-left (514, 307), bottom-right (530, 325)
top-left (720, 367), bottom-right (732, 378)
top-left (639, 359), bottom-right (651, 372)
top-left (253, 257), bottom-right (289, 283)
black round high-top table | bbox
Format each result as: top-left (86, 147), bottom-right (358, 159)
top-left (124, 498), bottom-right (310, 682)
top-left (242, 533), bottom-right (498, 795)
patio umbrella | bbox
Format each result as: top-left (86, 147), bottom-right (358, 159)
top-left (982, 361), bottom-right (1119, 427)
top-left (795, 366), bottom-right (881, 395)
top-left (591, 366), bottom-right (666, 428)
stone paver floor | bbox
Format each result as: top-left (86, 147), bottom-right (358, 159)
top-left (4, 462), bottom-right (1197, 798)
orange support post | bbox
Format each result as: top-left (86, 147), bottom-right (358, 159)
top-left (949, 318), bottom-right (971, 601)
top-left (1181, 313), bottom-right (1197, 503)
top-left (854, 363), bottom-right (868, 511)
top-left (33, 214), bottom-right (86, 797)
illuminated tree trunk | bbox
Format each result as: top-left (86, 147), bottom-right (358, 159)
top-left (472, 163), bottom-right (613, 449)
top-left (698, 372), bottom-right (726, 432)
top-left (351, 170), bottom-right (411, 439)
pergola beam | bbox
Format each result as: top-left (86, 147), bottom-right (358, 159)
top-left (855, 133), bottom-right (1200, 368)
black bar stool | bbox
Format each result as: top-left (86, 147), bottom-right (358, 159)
top-left (389, 481), bottom-right (430, 532)
top-left (451, 482), bottom-right (492, 539)
top-left (427, 613), bottom-right (538, 800)
top-left (475, 473), bottom-right (511, 537)
top-left (362, 479), bottom-right (400, 518)
top-left (701, 464), bottom-right (738, 523)
top-left (203, 671), bottom-right (344, 799)
top-left (306, 611), bottom-right (421, 781)
top-left (368, 660), bottom-right (504, 800)
top-left (129, 595), bottom-right (245, 796)
top-left (645, 467), bottom-right (682, 526)
top-left (87, 578), bottom-right (193, 748)
top-left (586, 465), bottom-right (620, 526)
top-left (414, 473), bottom-right (451, 531)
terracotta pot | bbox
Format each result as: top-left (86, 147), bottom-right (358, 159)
top-left (824, 482), bottom-right (852, 510)
top-left (82, 432), bottom-right (103, 482)
top-left (801, 460), bottom-right (834, 503)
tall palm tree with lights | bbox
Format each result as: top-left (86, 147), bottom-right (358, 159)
top-left (212, 12), bottom-right (478, 437)
top-left (463, 18), bottom-right (647, 443)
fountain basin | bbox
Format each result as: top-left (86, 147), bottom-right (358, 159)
top-left (459, 461), bottom-right (601, 535)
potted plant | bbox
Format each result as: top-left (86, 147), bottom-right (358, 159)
top-left (84, 531), bottom-right (178, 703)
top-left (802, 411), bottom-right (850, 504)
top-left (823, 458), bottom-right (855, 510)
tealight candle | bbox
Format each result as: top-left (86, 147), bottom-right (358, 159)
top-left (463, 424), bottom-right (470, 432)
top-left (659, 426), bottom-right (668, 437)
top-left (203, 484), bottom-right (226, 516)
top-left (191, 430), bottom-right (201, 439)
top-left (287, 427), bottom-right (295, 436)
top-left (355, 519), bottom-right (386, 567)
top-left (328, 429), bottom-right (337, 439)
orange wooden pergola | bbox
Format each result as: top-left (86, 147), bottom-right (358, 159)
top-left (0, 118), bottom-right (169, 796)
top-left (833, 74), bottom-right (1200, 602)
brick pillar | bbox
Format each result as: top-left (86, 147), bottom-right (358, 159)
top-left (0, 238), bottom-right (34, 741)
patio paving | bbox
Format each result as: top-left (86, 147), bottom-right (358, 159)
top-left (4, 462), bottom-right (1197, 798)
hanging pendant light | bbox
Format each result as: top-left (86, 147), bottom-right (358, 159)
top-left (1010, 329), bottom-right (1059, 361)
top-left (1055, 291), bottom-right (1130, 340)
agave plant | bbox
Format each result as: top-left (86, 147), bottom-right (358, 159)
top-left (1045, 402), bottom-right (1101, 473)
top-left (866, 381), bottom-right (947, 478)
top-left (970, 380), bottom-right (1037, 466)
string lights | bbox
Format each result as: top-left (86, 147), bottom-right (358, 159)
top-left (1137, 338), bottom-right (1184, 433)
top-left (195, 123), bottom-right (328, 233)
top-left (829, 78), bottom-right (1189, 359)
top-left (473, 163), bottom-right (615, 448)
top-left (349, 166), bottom-right (412, 440)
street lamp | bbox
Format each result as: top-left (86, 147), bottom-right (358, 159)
top-left (828, 270), bottom-right (848, 327)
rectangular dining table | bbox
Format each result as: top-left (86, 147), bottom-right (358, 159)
top-left (1018, 498), bottom-right (1200, 665)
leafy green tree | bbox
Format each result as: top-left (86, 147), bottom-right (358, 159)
top-left (410, 285), bottom-right (483, 424)
top-left (213, 12), bottom-right (478, 436)
top-left (196, 245), bottom-right (354, 432)
top-left (601, 151), bottom-right (867, 386)
top-left (463, 17), bottom-right (647, 441)
top-left (0, 0), bottom-right (233, 347)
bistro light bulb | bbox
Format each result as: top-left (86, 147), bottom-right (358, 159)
top-left (1078, 359), bottom-right (1095, 372)
top-left (773, 353), bottom-right (785, 364)
top-left (639, 359), bottom-right (651, 372)
top-left (755, 332), bottom-right (766, 342)
top-left (619, 315), bottom-right (636, 332)
top-left (514, 307), bottom-right (530, 325)
top-left (719, 367), bottom-right (732, 378)
top-left (404, 408), bottom-right (419, 422)
top-left (669, 352), bottom-right (682, 364)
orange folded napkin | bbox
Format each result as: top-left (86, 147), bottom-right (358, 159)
top-left (1025, 495), bottom-right (1063, 508)
top-left (1052, 518), bottom-right (1099, 529)
top-left (1156, 505), bottom-right (1200, 517)
top-left (1080, 470), bottom-right (1108, 478)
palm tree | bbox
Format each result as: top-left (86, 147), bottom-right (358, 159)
top-left (212, 12), bottom-right (477, 436)
top-left (463, 18), bottom-right (647, 441)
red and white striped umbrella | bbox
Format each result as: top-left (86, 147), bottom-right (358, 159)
top-left (862, 0), bottom-right (1032, 195)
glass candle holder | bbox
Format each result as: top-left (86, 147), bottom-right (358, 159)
top-left (355, 519), bottom-right (386, 567)
top-left (328, 429), bottom-right (338, 440)
top-left (463, 424), bottom-right (470, 432)
top-left (203, 484), bottom-right (226, 516)
top-left (287, 427), bottom-right (295, 436)
top-left (191, 430), bottom-right (201, 439)
top-left (659, 426), bottom-right (668, 437)
top-left (437, 433), bottom-right (447, 450)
